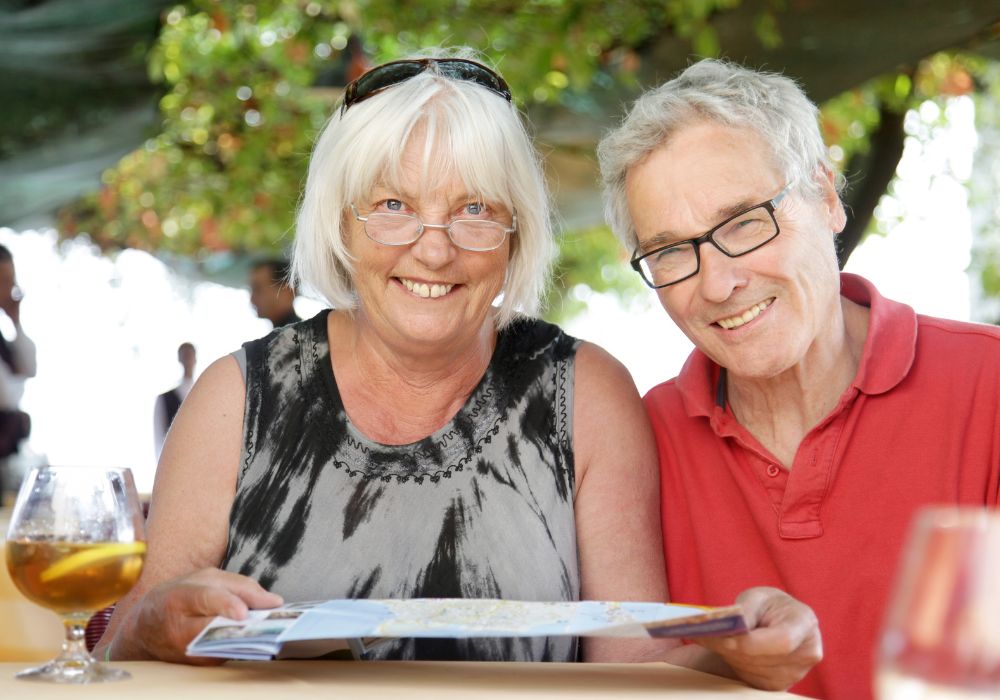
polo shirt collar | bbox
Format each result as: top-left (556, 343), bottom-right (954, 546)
top-left (676, 272), bottom-right (918, 419)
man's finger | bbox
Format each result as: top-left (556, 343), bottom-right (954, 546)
top-left (701, 624), bottom-right (820, 659)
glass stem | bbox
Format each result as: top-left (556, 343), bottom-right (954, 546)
top-left (58, 614), bottom-right (95, 666)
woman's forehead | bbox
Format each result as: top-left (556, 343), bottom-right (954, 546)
top-left (368, 139), bottom-right (510, 203)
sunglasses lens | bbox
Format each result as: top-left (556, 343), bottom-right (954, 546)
top-left (438, 62), bottom-right (509, 99)
top-left (343, 59), bottom-right (511, 113)
top-left (349, 62), bottom-right (426, 105)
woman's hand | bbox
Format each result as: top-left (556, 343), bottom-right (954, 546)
top-left (694, 587), bottom-right (822, 691)
top-left (111, 568), bottom-right (283, 665)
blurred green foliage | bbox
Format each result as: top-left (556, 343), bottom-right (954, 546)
top-left (60, 2), bottom-right (346, 253)
top-left (57, 0), bottom-right (999, 321)
top-left (820, 52), bottom-right (985, 234)
top-left (967, 60), bottom-right (1000, 304)
top-left (819, 53), bottom-right (978, 178)
top-left (58, 0), bottom-right (740, 319)
top-left (549, 224), bottom-right (646, 322)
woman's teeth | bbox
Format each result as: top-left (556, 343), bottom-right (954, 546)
top-left (717, 298), bottom-right (773, 330)
top-left (401, 278), bottom-right (454, 299)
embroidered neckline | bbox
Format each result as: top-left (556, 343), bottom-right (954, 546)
top-left (313, 313), bottom-right (546, 482)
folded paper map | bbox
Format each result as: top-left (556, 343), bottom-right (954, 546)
top-left (187, 598), bottom-right (747, 661)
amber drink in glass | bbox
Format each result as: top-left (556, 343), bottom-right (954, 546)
top-left (4, 467), bottom-right (146, 683)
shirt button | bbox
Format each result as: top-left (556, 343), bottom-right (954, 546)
top-left (765, 464), bottom-right (781, 478)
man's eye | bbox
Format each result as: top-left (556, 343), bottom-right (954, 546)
top-left (655, 246), bottom-right (683, 260)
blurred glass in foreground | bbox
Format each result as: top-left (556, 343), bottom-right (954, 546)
top-left (876, 506), bottom-right (1000, 699)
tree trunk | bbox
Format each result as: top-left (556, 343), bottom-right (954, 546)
top-left (836, 104), bottom-right (907, 268)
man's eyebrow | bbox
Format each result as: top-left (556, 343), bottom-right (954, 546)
top-left (638, 231), bottom-right (687, 252)
top-left (715, 196), bottom-right (759, 221)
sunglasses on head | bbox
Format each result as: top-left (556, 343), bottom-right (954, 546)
top-left (340, 58), bottom-right (512, 115)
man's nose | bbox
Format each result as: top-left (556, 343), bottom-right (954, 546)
top-left (696, 243), bottom-right (747, 303)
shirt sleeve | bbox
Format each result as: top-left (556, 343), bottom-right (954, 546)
top-left (153, 396), bottom-right (167, 458)
top-left (9, 325), bottom-right (36, 378)
top-left (0, 361), bottom-right (17, 409)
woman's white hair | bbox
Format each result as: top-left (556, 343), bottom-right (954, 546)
top-left (597, 58), bottom-right (844, 253)
top-left (293, 50), bottom-right (554, 329)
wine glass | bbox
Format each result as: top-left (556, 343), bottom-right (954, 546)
top-left (4, 466), bottom-right (146, 683)
top-left (875, 506), bottom-right (1000, 699)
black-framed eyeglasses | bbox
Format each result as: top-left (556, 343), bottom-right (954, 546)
top-left (341, 58), bottom-right (512, 115)
top-left (631, 184), bottom-right (793, 289)
top-left (350, 204), bottom-right (516, 252)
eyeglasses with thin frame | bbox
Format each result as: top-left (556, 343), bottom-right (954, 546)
top-left (350, 204), bottom-right (516, 252)
top-left (631, 184), bottom-right (793, 289)
top-left (341, 58), bottom-right (512, 115)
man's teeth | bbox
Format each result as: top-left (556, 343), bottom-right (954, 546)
top-left (717, 299), bottom-right (773, 330)
top-left (401, 278), bottom-right (454, 299)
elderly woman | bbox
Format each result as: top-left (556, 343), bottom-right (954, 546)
top-left (98, 52), bottom-right (819, 688)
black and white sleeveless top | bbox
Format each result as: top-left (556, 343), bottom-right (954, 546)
top-left (221, 311), bottom-right (581, 661)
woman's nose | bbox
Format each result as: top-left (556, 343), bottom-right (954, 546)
top-left (409, 223), bottom-right (458, 268)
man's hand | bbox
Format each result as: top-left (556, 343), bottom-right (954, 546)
top-left (695, 587), bottom-right (822, 691)
top-left (112, 568), bottom-right (283, 665)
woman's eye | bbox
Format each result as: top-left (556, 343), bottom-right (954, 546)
top-left (464, 202), bottom-right (485, 217)
top-left (372, 199), bottom-right (410, 215)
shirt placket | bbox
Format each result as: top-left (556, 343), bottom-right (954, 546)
top-left (713, 393), bottom-right (857, 540)
top-left (777, 397), bottom-right (858, 539)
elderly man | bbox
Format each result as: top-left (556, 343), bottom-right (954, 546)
top-left (597, 59), bottom-right (1000, 700)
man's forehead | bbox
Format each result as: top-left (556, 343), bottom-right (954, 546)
top-left (626, 125), bottom-right (783, 240)
top-left (637, 122), bottom-right (775, 180)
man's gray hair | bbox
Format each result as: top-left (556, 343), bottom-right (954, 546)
top-left (597, 58), bottom-right (843, 252)
top-left (293, 49), bottom-right (554, 328)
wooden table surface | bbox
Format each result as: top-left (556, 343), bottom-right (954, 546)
top-left (0, 659), bottom-right (811, 699)
top-left (3, 507), bottom-right (810, 698)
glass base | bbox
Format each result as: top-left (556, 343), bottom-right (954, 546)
top-left (876, 668), bottom-right (999, 699)
top-left (15, 657), bottom-right (131, 684)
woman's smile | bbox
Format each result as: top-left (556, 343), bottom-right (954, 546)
top-left (398, 277), bottom-right (456, 299)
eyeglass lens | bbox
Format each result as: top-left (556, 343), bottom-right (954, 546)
top-left (638, 204), bottom-right (778, 287)
top-left (363, 212), bottom-right (509, 251)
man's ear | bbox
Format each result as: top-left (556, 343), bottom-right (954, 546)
top-left (816, 165), bottom-right (847, 235)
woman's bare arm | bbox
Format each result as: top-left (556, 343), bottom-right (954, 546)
top-left (96, 355), bottom-right (280, 663)
top-left (572, 341), bottom-right (679, 662)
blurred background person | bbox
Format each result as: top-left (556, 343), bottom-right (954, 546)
top-left (248, 259), bottom-right (300, 329)
top-left (153, 342), bottom-right (197, 459)
top-left (0, 244), bottom-right (35, 504)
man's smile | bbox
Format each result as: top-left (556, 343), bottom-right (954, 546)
top-left (715, 297), bottom-right (774, 330)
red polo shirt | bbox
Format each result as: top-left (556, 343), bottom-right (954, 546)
top-left (646, 273), bottom-right (1000, 700)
